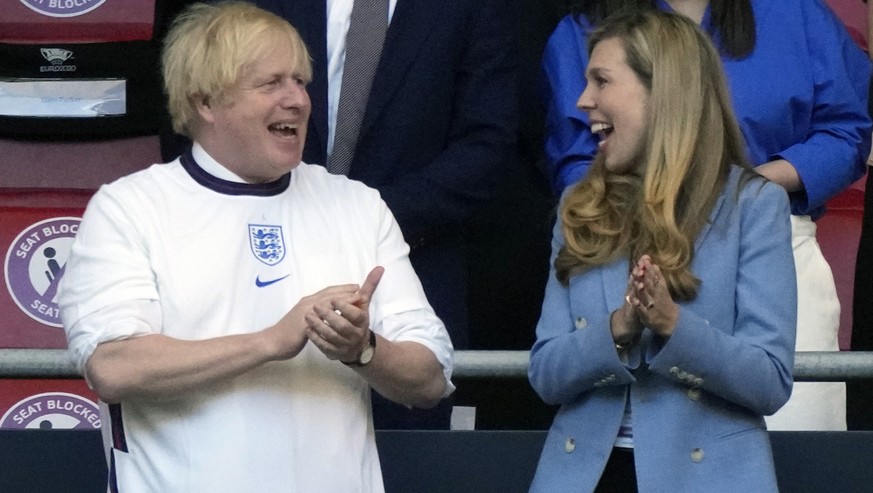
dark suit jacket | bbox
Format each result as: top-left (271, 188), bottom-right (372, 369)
top-left (254, 0), bottom-right (519, 348)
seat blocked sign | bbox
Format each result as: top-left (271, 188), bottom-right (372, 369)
top-left (0, 189), bottom-right (92, 348)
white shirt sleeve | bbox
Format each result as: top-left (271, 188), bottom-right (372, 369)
top-left (65, 299), bottom-right (161, 383)
top-left (367, 185), bottom-right (455, 397)
top-left (376, 308), bottom-right (455, 397)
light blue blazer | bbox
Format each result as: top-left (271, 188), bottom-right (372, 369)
top-left (529, 167), bottom-right (797, 493)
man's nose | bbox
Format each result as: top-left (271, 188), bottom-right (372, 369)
top-left (281, 82), bottom-right (309, 108)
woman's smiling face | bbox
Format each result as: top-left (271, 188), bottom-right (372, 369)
top-left (577, 37), bottom-right (651, 175)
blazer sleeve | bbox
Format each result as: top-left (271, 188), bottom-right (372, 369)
top-left (528, 218), bottom-right (636, 406)
top-left (647, 180), bottom-right (797, 416)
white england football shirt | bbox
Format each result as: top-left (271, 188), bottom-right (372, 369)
top-left (59, 144), bottom-right (453, 492)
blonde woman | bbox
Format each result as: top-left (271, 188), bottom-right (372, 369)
top-left (544, 0), bottom-right (871, 432)
top-left (529, 11), bottom-right (796, 492)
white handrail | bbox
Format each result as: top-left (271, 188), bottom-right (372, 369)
top-left (1, 349), bottom-right (873, 381)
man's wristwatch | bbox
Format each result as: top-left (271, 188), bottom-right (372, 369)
top-left (344, 330), bottom-right (376, 367)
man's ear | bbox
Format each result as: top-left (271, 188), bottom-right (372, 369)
top-left (194, 94), bottom-right (214, 123)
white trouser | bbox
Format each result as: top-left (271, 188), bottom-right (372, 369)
top-left (765, 215), bottom-right (846, 431)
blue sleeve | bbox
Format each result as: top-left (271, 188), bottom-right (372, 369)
top-left (541, 15), bottom-right (600, 195)
top-left (528, 215), bottom-right (636, 405)
top-left (775, 0), bottom-right (872, 214)
top-left (648, 181), bottom-right (797, 415)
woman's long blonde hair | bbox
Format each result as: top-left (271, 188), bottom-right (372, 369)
top-left (555, 10), bottom-right (752, 300)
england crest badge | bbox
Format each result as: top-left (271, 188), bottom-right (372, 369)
top-left (249, 224), bottom-right (285, 266)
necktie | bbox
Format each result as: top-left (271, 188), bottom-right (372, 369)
top-left (328, 0), bottom-right (389, 175)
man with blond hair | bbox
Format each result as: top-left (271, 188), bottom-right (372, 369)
top-left (59, 3), bottom-right (453, 491)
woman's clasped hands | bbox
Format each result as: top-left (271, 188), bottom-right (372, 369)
top-left (611, 255), bottom-right (679, 348)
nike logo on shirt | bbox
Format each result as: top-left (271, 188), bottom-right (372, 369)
top-left (255, 274), bottom-right (290, 288)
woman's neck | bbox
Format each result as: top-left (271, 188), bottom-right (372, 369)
top-left (665, 0), bottom-right (708, 24)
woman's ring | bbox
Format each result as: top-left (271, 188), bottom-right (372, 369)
top-left (625, 295), bottom-right (632, 305)
top-left (646, 300), bottom-right (655, 308)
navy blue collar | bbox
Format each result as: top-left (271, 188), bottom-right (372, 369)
top-left (179, 147), bottom-right (290, 196)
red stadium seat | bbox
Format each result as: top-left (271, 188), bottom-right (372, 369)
top-left (0, 188), bottom-right (94, 349)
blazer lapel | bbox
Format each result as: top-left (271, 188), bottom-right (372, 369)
top-left (695, 171), bottom-right (733, 250)
top-left (594, 170), bottom-right (736, 327)
top-left (597, 183), bottom-right (730, 303)
top-left (601, 260), bottom-right (630, 312)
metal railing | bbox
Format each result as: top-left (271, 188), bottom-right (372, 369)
top-left (2, 348), bottom-right (873, 381)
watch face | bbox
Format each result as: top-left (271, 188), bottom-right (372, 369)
top-left (359, 346), bottom-right (375, 365)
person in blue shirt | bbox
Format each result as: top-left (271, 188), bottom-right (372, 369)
top-left (529, 11), bottom-right (796, 491)
top-left (542, 0), bottom-right (872, 431)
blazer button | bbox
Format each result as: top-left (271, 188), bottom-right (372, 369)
top-left (575, 317), bottom-right (588, 329)
top-left (687, 388), bottom-right (701, 401)
top-left (690, 448), bottom-right (704, 463)
top-left (564, 437), bottom-right (576, 453)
